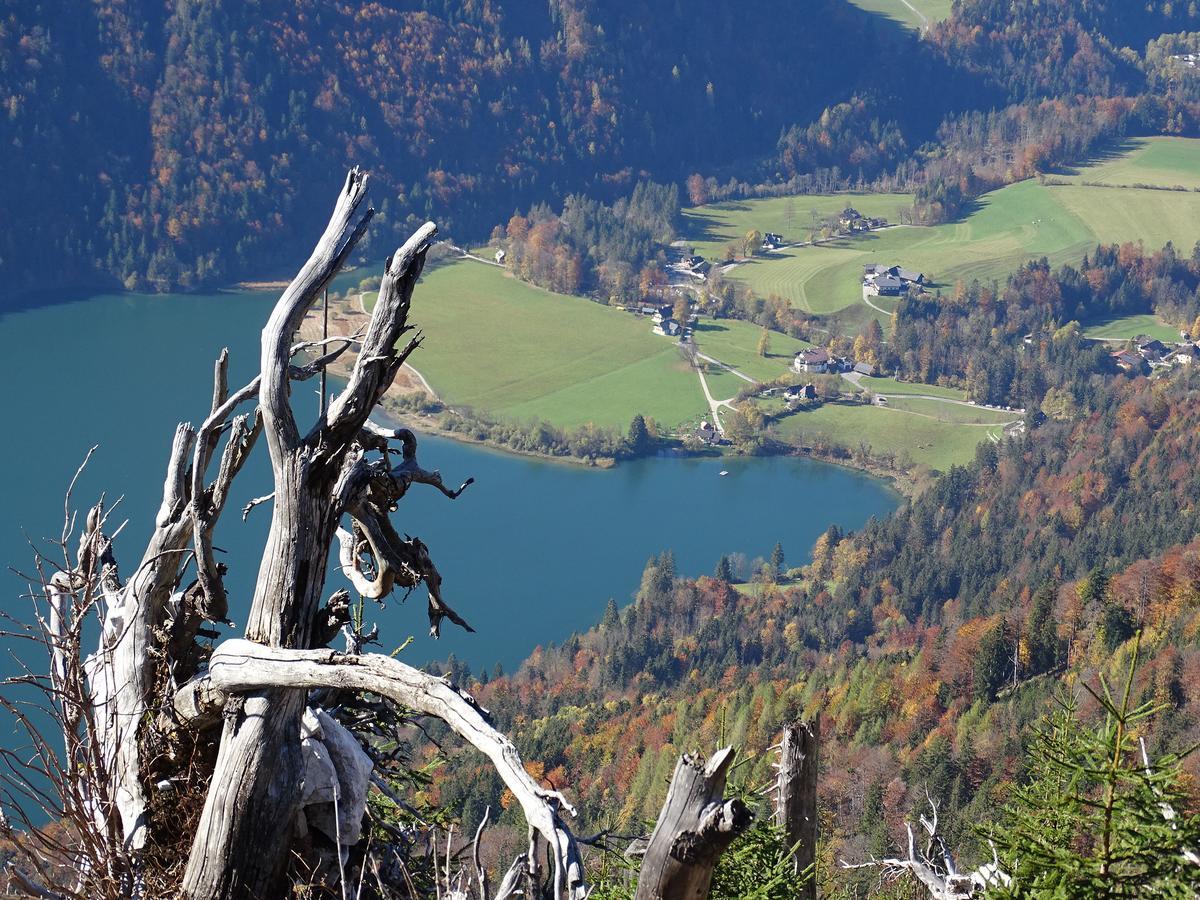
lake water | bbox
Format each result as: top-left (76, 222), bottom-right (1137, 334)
top-left (0, 286), bottom-right (899, 674)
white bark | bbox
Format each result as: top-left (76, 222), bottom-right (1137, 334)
top-left (177, 640), bottom-right (586, 898)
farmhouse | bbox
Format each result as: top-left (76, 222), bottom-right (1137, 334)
top-left (1110, 349), bottom-right (1146, 373)
top-left (866, 274), bottom-right (904, 296)
top-left (762, 232), bottom-right (784, 250)
top-left (697, 420), bottom-right (718, 443)
top-left (862, 263), bottom-right (926, 297)
top-left (494, 249), bottom-right (506, 264)
top-left (1138, 338), bottom-right (1168, 360)
top-left (653, 317), bottom-right (682, 338)
top-left (794, 348), bottom-right (830, 374)
top-left (1166, 343), bottom-right (1199, 365)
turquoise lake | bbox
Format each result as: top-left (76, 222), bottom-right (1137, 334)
top-left (0, 284), bottom-right (899, 673)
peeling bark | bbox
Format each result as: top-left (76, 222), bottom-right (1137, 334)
top-left (774, 717), bottom-right (819, 892)
top-left (634, 747), bottom-right (751, 900)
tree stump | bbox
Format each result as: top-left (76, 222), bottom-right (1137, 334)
top-left (634, 747), bottom-right (752, 900)
top-left (774, 717), bottom-right (819, 896)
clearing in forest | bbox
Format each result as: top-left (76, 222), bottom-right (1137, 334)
top-left (682, 139), bottom-right (1200, 324)
top-left (842, 0), bottom-right (954, 30)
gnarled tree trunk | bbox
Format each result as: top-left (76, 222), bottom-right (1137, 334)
top-left (774, 717), bottom-right (819, 894)
top-left (15, 169), bottom-right (587, 900)
top-left (634, 747), bottom-right (751, 900)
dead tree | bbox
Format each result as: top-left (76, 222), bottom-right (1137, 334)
top-left (5, 169), bottom-right (585, 899)
top-left (634, 747), bottom-right (752, 899)
top-left (773, 718), bottom-right (818, 895)
top-left (840, 793), bottom-right (1008, 899)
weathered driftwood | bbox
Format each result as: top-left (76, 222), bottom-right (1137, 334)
top-left (633, 747), bottom-right (752, 900)
top-left (174, 640), bottom-right (585, 895)
top-left (17, 169), bottom-right (595, 899)
top-left (840, 793), bottom-right (1009, 899)
top-left (774, 717), bottom-right (819, 893)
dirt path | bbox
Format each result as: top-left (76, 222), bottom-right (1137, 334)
top-left (354, 291), bottom-right (440, 400)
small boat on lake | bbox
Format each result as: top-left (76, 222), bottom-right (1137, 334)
top-left (718, 470), bottom-right (729, 476)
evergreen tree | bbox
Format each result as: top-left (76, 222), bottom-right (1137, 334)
top-left (601, 598), bottom-right (620, 630)
top-left (973, 621), bottom-right (1012, 701)
top-left (627, 413), bottom-right (651, 455)
top-left (985, 645), bottom-right (1200, 898)
top-left (715, 554), bottom-right (734, 582)
top-left (769, 542), bottom-right (785, 578)
top-left (1027, 583), bottom-right (1060, 674)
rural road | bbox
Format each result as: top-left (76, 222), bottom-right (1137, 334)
top-left (840, 372), bottom-right (1025, 415)
top-left (356, 291), bottom-right (440, 399)
top-left (442, 242), bottom-right (503, 267)
top-left (696, 352), bottom-right (756, 384)
top-left (695, 365), bottom-right (733, 435)
top-left (896, 0), bottom-right (927, 27)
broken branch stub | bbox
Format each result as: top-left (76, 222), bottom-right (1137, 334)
top-left (634, 747), bottom-right (752, 900)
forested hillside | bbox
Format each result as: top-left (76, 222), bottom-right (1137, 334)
top-left (423, 254), bottom-right (1200, 889)
top-left (430, 365), bottom-right (1200, 887)
top-left (0, 0), bottom-right (982, 304)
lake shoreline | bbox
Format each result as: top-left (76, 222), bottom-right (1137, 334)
top-left (303, 291), bottom-right (918, 492)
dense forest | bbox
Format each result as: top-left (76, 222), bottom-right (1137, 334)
top-left (0, 0), bottom-right (986, 305)
top-left (427, 359), bottom-right (1200, 891)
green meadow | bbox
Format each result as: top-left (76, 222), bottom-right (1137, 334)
top-left (1058, 138), bottom-right (1200, 190)
top-left (367, 259), bottom-right (707, 430)
top-left (1081, 313), bottom-right (1182, 342)
top-left (773, 402), bottom-right (1008, 472)
top-left (692, 318), bottom-right (813, 383)
top-left (683, 141), bottom-right (1200, 325)
top-left (844, 0), bottom-right (954, 30)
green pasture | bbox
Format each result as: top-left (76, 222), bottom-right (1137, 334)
top-left (1081, 313), bottom-right (1183, 342)
top-left (684, 160), bottom-right (1200, 323)
top-left (843, 0), bottom-right (954, 30)
top-left (367, 259), bottom-right (707, 430)
top-left (1058, 138), bottom-right (1200, 190)
top-left (773, 401), bottom-right (1005, 472)
top-left (882, 397), bottom-right (1020, 425)
top-left (854, 375), bottom-right (966, 401)
top-left (682, 193), bottom-right (914, 260)
top-left (692, 318), bottom-right (813, 382)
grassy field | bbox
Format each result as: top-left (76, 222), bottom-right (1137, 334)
top-left (683, 148), bottom-right (1200, 323)
top-left (1081, 313), bottom-right (1182, 342)
top-left (855, 375), bottom-right (966, 401)
top-left (692, 319), bottom-right (812, 382)
top-left (682, 193), bottom-right (914, 260)
top-left (774, 402), bottom-right (1005, 471)
top-left (883, 397), bottom-right (1020, 425)
top-left (1058, 138), bottom-right (1200, 190)
top-left (844, 0), bottom-right (954, 30)
top-left (367, 258), bottom-right (707, 430)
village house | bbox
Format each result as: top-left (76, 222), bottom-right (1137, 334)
top-left (1166, 343), bottom-right (1199, 366)
top-left (697, 420), bottom-right (718, 443)
top-left (1138, 338), bottom-right (1168, 361)
top-left (853, 361), bottom-right (876, 376)
top-left (494, 249), bottom-right (506, 265)
top-left (862, 263), bottom-right (926, 298)
top-left (794, 348), bottom-right (830, 374)
top-left (653, 317), bottom-right (682, 338)
top-left (1111, 349), bottom-right (1147, 374)
top-left (762, 232), bottom-right (784, 250)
